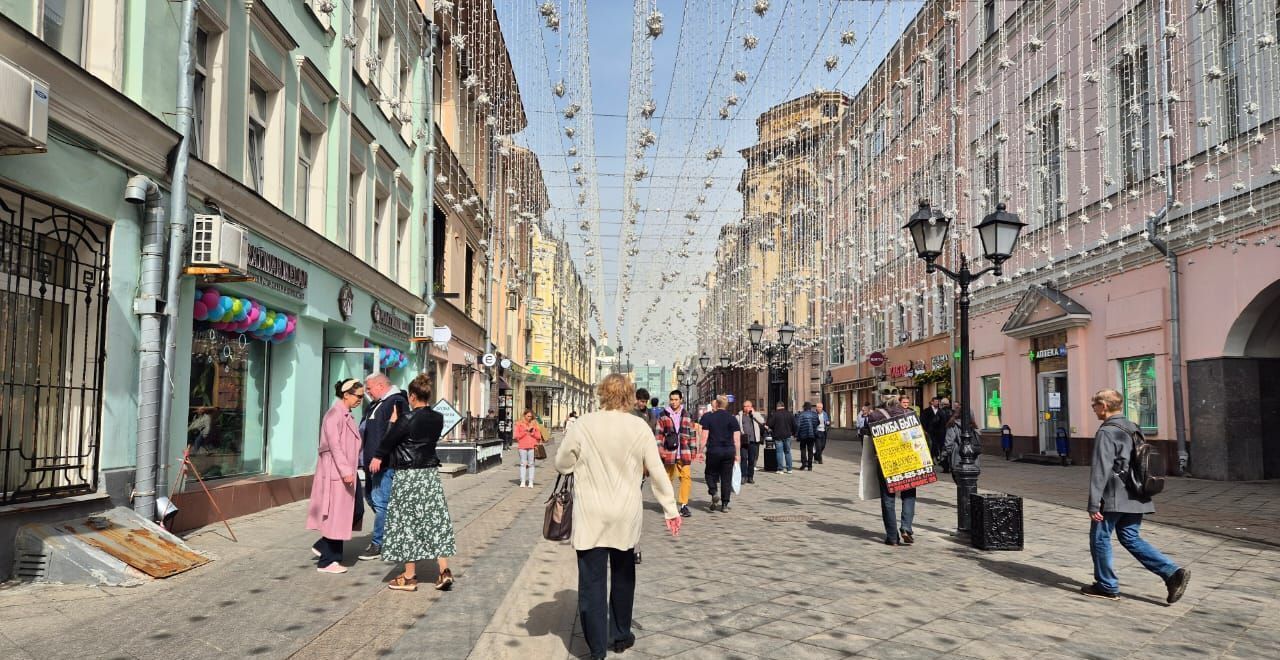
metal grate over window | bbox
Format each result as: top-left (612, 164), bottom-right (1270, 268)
top-left (0, 183), bottom-right (110, 505)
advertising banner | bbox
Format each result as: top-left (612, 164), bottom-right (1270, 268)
top-left (870, 412), bottom-right (937, 493)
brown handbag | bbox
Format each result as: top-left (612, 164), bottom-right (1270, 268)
top-left (542, 474), bottom-right (573, 541)
top-left (533, 443), bottom-right (548, 460)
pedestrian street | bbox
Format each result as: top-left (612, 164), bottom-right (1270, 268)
top-left (1, 436), bottom-right (1274, 660)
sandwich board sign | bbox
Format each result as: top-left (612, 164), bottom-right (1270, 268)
top-left (434, 399), bottom-right (464, 438)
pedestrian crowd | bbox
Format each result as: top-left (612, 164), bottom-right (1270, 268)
top-left (301, 371), bottom-right (1190, 659)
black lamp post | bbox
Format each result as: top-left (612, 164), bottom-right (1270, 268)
top-left (904, 200), bottom-right (1025, 534)
top-left (747, 320), bottom-right (796, 410)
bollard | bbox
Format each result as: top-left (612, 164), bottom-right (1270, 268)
top-left (1001, 425), bottom-right (1013, 460)
top-left (1055, 427), bottom-right (1070, 466)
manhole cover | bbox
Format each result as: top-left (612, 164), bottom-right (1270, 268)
top-left (762, 514), bottom-right (816, 523)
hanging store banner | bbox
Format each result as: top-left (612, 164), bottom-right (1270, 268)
top-left (247, 245), bottom-right (308, 300)
top-left (869, 412), bottom-right (937, 494)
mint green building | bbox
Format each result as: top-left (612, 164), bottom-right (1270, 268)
top-left (0, 0), bottom-right (437, 576)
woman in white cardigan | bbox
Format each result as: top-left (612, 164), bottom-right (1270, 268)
top-left (555, 373), bottom-right (682, 660)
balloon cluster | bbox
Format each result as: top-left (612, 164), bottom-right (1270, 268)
top-left (379, 347), bottom-right (409, 370)
top-left (193, 288), bottom-right (297, 342)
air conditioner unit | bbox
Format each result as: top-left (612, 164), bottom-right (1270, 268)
top-left (524, 318), bottom-right (533, 331)
top-left (0, 57), bottom-right (49, 156)
top-left (413, 314), bottom-right (432, 340)
top-left (190, 214), bottom-right (249, 270)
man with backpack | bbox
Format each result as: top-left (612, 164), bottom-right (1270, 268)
top-left (1083, 389), bottom-right (1189, 604)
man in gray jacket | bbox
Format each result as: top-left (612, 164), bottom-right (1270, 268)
top-left (1083, 389), bottom-right (1189, 603)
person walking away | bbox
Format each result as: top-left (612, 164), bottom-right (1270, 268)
top-left (1082, 389), bottom-right (1190, 603)
top-left (736, 400), bottom-right (766, 484)
top-left (655, 389), bottom-right (699, 517)
top-left (767, 401), bottom-right (796, 474)
top-left (795, 402), bottom-right (820, 471)
top-left (357, 374), bottom-right (408, 561)
top-left (814, 402), bottom-right (830, 464)
top-left (858, 395), bottom-right (917, 546)
top-left (369, 374), bottom-right (456, 592)
top-left (514, 410), bottom-right (544, 488)
top-left (556, 374), bottom-right (682, 659)
top-left (307, 379), bottom-right (365, 573)
top-left (699, 395), bottom-right (741, 512)
top-left (649, 396), bottom-right (662, 422)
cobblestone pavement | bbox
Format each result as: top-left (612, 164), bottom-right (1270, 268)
top-left (1, 436), bottom-right (1276, 660)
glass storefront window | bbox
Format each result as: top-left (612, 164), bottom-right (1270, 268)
top-left (1120, 356), bottom-right (1157, 432)
top-left (187, 330), bottom-right (269, 479)
top-left (981, 375), bottom-right (1002, 430)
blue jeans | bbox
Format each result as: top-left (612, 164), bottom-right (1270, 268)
top-left (775, 437), bottom-right (793, 471)
top-left (364, 467), bottom-right (394, 547)
top-left (1090, 512), bottom-right (1179, 594)
top-left (879, 477), bottom-right (916, 543)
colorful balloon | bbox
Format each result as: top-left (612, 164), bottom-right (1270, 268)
top-left (193, 301), bottom-right (208, 321)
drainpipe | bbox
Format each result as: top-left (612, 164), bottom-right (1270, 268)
top-left (127, 175), bottom-right (164, 519)
top-left (156, 0), bottom-right (200, 507)
top-left (423, 22), bottom-right (438, 318)
top-left (1148, 0), bottom-right (1189, 475)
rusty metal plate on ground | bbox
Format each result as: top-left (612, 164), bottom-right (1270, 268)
top-left (762, 514), bottom-right (816, 522)
top-left (64, 520), bottom-right (210, 578)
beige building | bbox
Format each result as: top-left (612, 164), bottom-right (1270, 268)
top-left (529, 222), bottom-right (595, 426)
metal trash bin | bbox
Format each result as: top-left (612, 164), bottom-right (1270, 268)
top-left (970, 492), bottom-right (1023, 551)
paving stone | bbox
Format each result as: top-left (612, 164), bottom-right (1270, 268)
top-left (800, 629), bottom-right (879, 654)
top-left (762, 641), bottom-right (851, 660)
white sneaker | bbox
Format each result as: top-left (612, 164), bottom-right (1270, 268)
top-left (317, 564), bottom-right (348, 574)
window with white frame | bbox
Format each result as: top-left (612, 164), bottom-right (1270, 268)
top-left (912, 67), bottom-right (925, 119)
top-left (935, 46), bottom-right (947, 100)
top-left (984, 0), bottom-right (998, 39)
top-left (247, 83), bottom-right (269, 194)
top-left (42, 0), bottom-right (86, 63)
top-left (347, 165), bottom-right (364, 253)
top-left (1035, 107), bottom-right (1063, 228)
top-left (896, 303), bottom-right (906, 345)
top-left (1213, 0), bottom-right (1240, 141)
top-left (915, 294), bottom-right (925, 340)
top-left (1114, 48), bottom-right (1150, 188)
top-left (352, 0), bottom-right (371, 84)
top-left (192, 28), bottom-right (209, 160)
top-left (376, 15), bottom-right (395, 98)
top-left (395, 207), bottom-right (409, 284)
top-left (936, 283), bottom-right (950, 332)
top-left (372, 188), bottom-right (388, 270)
top-left (296, 127), bottom-right (322, 227)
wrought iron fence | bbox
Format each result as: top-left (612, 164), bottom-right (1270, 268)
top-left (0, 183), bottom-right (110, 504)
top-left (453, 415), bottom-right (498, 442)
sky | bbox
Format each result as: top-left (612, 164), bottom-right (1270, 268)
top-left (497, 0), bottom-right (924, 367)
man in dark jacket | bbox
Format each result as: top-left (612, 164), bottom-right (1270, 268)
top-left (358, 373), bottom-right (409, 561)
top-left (767, 401), bottom-right (796, 474)
top-left (1083, 389), bottom-right (1189, 603)
top-left (795, 402), bottom-right (820, 471)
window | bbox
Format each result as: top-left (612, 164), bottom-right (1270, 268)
top-left (1120, 356), bottom-right (1158, 432)
top-left (42, 0), bottom-right (86, 63)
top-left (830, 323), bottom-right (845, 364)
top-left (981, 375), bottom-right (1002, 429)
top-left (188, 329), bottom-right (269, 479)
top-left (912, 69), bottom-right (925, 118)
top-left (352, 0), bottom-right (371, 83)
top-left (821, 102), bottom-right (839, 118)
top-left (984, 0), bottom-right (998, 38)
top-left (247, 83), bottom-right (268, 194)
top-left (296, 130), bottom-right (315, 225)
top-left (347, 168), bottom-right (364, 252)
top-left (896, 303), bottom-right (906, 344)
top-left (935, 46), bottom-right (947, 99)
top-left (372, 191), bottom-right (388, 269)
top-left (1115, 48), bottom-right (1150, 187)
top-left (936, 284), bottom-right (950, 332)
top-left (1215, 0), bottom-right (1240, 140)
top-left (464, 245), bottom-right (476, 316)
top-left (1036, 108), bottom-right (1062, 227)
top-left (891, 89), bottom-right (904, 130)
top-left (914, 294), bottom-right (925, 340)
top-left (395, 209), bottom-right (408, 284)
top-left (432, 205), bottom-right (446, 289)
top-left (983, 147), bottom-right (1001, 206)
top-left (192, 28), bottom-right (210, 159)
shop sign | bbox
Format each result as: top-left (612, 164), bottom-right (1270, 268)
top-left (930, 354), bottom-right (949, 370)
top-left (338, 283), bottom-right (354, 321)
top-left (247, 245), bottom-right (308, 300)
top-left (888, 363), bottom-right (912, 379)
top-left (851, 377), bottom-right (878, 389)
top-left (1028, 345), bottom-right (1067, 361)
top-left (371, 301), bottom-right (412, 338)
top-left (434, 398), bottom-right (464, 437)
top-left (481, 353), bottom-right (497, 367)
top-left (868, 352), bottom-right (887, 367)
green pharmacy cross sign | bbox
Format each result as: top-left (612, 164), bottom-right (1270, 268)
top-left (529, 365), bottom-right (543, 375)
top-left (987, 390), bottom-right (1001, 413)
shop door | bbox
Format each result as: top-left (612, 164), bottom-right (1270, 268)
top-left (323, 348), bottom-right (379, 415)
top-left (1037, 371), bottom-right (1069, 453)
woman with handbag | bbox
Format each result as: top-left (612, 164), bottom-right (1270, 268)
top-left (514, 409), bottom-right (544, 488)
top-left (554, 373), bottom-right (682, 660)
top-left (306, 379), bottom-right (365, 574)
top-left (369, 374), bottom-right (456, 592)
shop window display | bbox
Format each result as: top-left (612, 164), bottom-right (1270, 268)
top-left (187, 330), bottom-right (269, 479)
top-left (1120, 356), bottom-right (1157, 432)
top-left (981, 375), bottom-right (1002, 430)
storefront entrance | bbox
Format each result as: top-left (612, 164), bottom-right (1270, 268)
top-left (322, 347), bottom-right (378, 414)
top-left (1037, 371), bottom-right (1069, 453)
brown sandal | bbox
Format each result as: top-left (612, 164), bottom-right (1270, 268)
top-left (434, 569), bottom-right (454, 591)
top-left (388, 575), bottom-right (418, 591)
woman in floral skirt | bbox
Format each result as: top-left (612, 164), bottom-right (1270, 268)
top-left (368, 374), bottom-right (456, 592)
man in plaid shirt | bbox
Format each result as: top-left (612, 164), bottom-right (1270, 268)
top-left (655, 389), bottom-right (699, 517)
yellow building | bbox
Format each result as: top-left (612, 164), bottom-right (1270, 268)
top-left (528, 222), bottom-right (595, 426)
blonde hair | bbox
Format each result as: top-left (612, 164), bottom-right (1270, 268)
top-left (714, 395), bottom-right (728, 409)
top-left (597, 373), bottom-right (635, 411)
top-left (1092, 389), bottom-right (1124, 413)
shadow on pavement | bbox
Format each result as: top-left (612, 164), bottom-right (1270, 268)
top-left (806, 519), bottom-right (884, 543)
top-left (972, 556), bottom-right (1086, 596)
top-left (525, 588), bottom-right (576, 652)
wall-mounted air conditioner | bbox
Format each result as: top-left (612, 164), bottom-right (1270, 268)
top-left (190, 214), bottom-right (249, 271)
top-left (413, 314), bottom-right (432, 340)
top-left (0, 57), bottom-right (49, 156)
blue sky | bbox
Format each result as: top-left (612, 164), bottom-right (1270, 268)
top-left (499, 0), bottom-right (924, 364)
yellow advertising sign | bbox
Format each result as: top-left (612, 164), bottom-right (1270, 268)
top-left (870, 412), bottom-right (938, 494)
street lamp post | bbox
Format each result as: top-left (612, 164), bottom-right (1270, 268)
top-left (747, 320), bottom-right (796, 410)
top-left (904, 200), bottom-right (1025, 534)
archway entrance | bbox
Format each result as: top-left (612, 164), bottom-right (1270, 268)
top-left (1188, 279), bottom-right (1280, 480)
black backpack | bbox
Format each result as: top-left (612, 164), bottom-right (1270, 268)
top-left (660, 412), bottom-right (680, 451)
top-left (1103, 421), bottom-right (1165, 500)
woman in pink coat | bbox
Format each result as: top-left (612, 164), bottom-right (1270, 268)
top-left (307, 378), bottom-right (365, 573)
